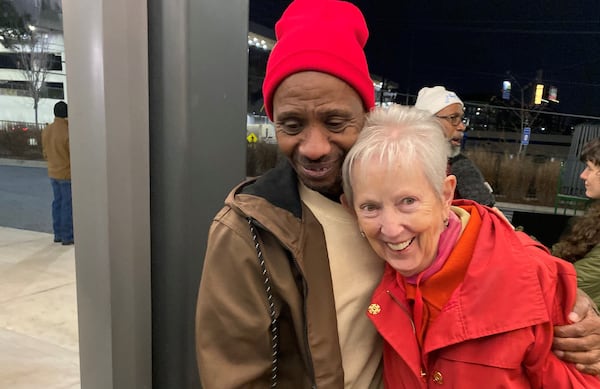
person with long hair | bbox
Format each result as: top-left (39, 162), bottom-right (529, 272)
top-left (553, 137), bottom-right (600, 308)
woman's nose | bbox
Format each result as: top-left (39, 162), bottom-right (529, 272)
top-left (379, 211), bottom-right (404, 237)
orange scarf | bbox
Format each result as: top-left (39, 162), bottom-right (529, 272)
top-left (403, 205), bottom-right (481, 346)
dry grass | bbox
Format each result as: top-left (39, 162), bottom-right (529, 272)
top-left (465, 148), bottom-right (499, 191)
top-left (535, 159), bottom-right (562, 204)
top-left (247, 144), bottom-right (563, 207)
top-left (498, 155), bottom-right (537, 202)
top-left (465, 148), bottom-right (562, 205)
top-left (246, 142), bottom-right (281, 177)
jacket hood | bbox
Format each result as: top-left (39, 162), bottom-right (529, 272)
top-left (238, 159), bottom-right (302, 219)
top-left (223, 160), bottom-right (306, 252)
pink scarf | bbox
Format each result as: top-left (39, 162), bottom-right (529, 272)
top-left (404, 211), bottom-right (462, 285)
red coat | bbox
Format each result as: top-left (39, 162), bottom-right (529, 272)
top-left (368, 200), bottom-right (600, 388)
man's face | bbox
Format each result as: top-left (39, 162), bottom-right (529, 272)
top-left (434, 103), bottom-right (466, 157)
top-left (272, 71), bottom-right (366, 199)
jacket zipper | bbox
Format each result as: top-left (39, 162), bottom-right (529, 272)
top-left (386, 290), bottom-right (428, 382)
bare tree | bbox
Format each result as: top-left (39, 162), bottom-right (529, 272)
top-left (16, 30), bottom-right (51, 129)
top-left (1, 0), bottom-right (52, 129)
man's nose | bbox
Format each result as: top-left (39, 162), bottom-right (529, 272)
top-left (298, 126), bottom-right (332, 160)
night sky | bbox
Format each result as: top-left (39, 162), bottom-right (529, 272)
top-left (250, 0), bottom-right (600, 117)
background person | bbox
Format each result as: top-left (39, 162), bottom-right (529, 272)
top-left (341, 105), bottom-right (600, 388)
top-left (41, 101), bottom-right (73, 245)
top-left (553, 138), bottom-right (600, 309)
top-left (415, 86), bottom-right (495, 207)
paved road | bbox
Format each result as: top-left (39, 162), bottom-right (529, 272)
top-left (0, 165), bottom-right (52, 233)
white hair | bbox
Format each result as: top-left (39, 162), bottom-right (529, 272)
top-left (342, 104), bottom-right (450, 206)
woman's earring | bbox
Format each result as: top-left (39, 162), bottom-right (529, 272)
top-left (360, 231), bottom-right (366, 238)
top-left (443, 218), bottom-right (449, 228)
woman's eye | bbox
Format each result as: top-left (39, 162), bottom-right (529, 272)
top-left (402, 198), bottom-right (416, 205)
top-left (360, 204), bottom-right (377, 212)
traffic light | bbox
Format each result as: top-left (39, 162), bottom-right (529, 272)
top-left (534, 84), bottom-right (544, 105)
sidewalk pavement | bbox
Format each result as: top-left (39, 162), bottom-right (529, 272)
top-left (0, 226), bottom-right (80, 389)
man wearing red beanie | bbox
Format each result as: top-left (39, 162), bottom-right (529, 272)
top-left (196, 1), bottom-right (600, 387)
top-left (197, 1), bottom-right (382, 387)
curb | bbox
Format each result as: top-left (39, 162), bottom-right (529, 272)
top-left (0, 158), bottom-right (47, 168)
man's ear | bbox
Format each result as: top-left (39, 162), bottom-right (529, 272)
top-left (340, 194), bottom-right (355, 215)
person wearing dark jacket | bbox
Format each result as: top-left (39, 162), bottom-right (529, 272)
top-left (415, 86), bottom-right (495, 207)
top-left (195, 1), bottom-right (600, 388)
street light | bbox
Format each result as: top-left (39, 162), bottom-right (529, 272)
top-left (503, 73), bottom-right (534, 155)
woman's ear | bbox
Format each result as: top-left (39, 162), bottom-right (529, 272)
top-left (443, 174), bottom-right (457, 206)
top-left (340, 194), bottom-right (355, 215)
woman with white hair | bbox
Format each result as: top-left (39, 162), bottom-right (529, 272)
top-left (341, 105), bottom-right (600, 388)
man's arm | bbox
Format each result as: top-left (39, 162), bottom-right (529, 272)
top-left (553, 289), bottom-right (600, 376)
top-left (196, 212), bottom-right (275, 388)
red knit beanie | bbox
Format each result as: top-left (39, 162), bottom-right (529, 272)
top-left (262, 0), bottom-right (375, 120)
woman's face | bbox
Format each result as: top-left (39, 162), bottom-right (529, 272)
top-left (348, 158), bottom-right (455, 277)
top-left (581, 160), bottom-right (600, 199)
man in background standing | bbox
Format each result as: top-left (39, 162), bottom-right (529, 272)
top-left (42, 101), bottom-right (73, 245)
top-left (415, 86), bottom-right (496, 207)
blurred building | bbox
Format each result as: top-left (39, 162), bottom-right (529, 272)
top-left (0, 0), bottom-right (65, 124)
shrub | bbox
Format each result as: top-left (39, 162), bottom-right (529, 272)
top-left (534, 159), bottom-right (561, 205)
top-left (246, 142), bottom-right (281, 177)
top-left (0, 124), bottom-right (43, 159)
top-left (465, 148), bottom-right (561, 206)
top-left (496, 154), bottom-right (537, 202)
top-left (464, 148), bottom-right (499, 191)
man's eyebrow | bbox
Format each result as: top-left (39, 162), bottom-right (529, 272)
top-left (274, 109), bottom-right (301, 119)
top-left (319, 108), bottom-right (352, 116)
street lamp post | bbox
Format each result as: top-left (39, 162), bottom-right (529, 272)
top-left (503, 73), bottom-right (532, 155)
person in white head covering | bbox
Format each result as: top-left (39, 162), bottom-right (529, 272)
top-left (415, 86), bottom-right (495, 207)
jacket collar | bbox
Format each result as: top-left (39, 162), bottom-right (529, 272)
top-left (237, 159), bottom-right (302, 219)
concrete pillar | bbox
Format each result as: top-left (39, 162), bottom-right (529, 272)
top-left (63, 0), bottom-right (248, 386)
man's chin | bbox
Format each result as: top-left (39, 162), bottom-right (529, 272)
top-left (449, 145), bottom-right (461, 158)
